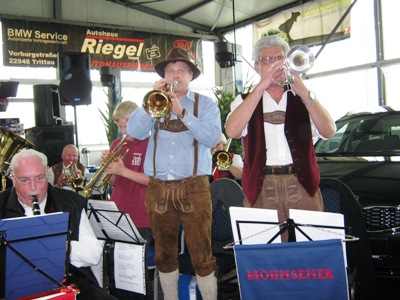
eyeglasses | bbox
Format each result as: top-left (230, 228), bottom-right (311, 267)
top-left (258, 55), bottom-right (284, 63)
top-left (165, 69), bottom-right (190, 76)
top-left (12, 174), bottom-right (47, 185)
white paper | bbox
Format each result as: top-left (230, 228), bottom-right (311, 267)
top-left (289, 209), bottom-right (347, 266)
top-left (289, 209), bottom-right (345, 241)
top-left (87, 200), bottom-right (145, 243)
top-left (229, 207), bottom-right (281, 244)
top-left (90, 240), bottom-right (105, 288)
top-left (114, 242), bottom-right (146, 294)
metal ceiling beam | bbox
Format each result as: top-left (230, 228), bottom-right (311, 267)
top-left (106, 0), bottom-right (212, 32)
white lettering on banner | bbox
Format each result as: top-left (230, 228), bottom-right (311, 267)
top-left (81, 37), bottom-right (144, 60)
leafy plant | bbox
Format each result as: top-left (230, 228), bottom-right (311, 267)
top-left (213, 79), bottom-right (255, 156)
top-left (99, 92), bottom-right (121, 146)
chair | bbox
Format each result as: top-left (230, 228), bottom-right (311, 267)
top-left (319, 178), bottom-right (376, 300)
top-left (178, 178), bottom-right (244, 300)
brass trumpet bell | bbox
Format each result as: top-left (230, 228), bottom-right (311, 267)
top-left (278, 45), bottom-right (315, 87)
top-left (143, 81), bottom-right (177, 119)
top-left (212, 150), bottom-right (232, 170)
top-left (143, 90), bottom-right (172, 118)
top-left (286, 45), bottom-right (315, 75)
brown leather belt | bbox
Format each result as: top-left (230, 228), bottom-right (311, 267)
top-left (264, 165), bottom-right (295, 175)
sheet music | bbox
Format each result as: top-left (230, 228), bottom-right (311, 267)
top-left (289, 209), bottom-right (347, 266)
top-left (114, 242), bottom-right (146, 295)
top-left (229, 207), bottom-right (281, 244)
top-left (87, 200), bottom-right (145, 243)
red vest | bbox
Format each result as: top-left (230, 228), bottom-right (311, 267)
top-left (241, 92), bottom-right (320, 205)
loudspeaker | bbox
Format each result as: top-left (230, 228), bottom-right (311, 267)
top-left (33, 84), bottom-right (64, 126)
top-left (215, 42), bottom-right (236, 68)
top-left (57, 52), bottom-right (92, 106)
top-left (25, 125), bottom-right (75, 166)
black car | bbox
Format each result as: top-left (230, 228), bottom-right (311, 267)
top-left (314, 107), bottom-right (400, 279)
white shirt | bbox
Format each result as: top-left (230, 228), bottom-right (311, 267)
top-left (20, 196), bottom-right (103, 268)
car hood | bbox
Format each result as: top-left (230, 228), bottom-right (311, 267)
top-left (317, 156), bottom-right (400, 207)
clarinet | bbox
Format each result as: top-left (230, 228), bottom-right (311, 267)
top-left (32, 195), bottom-right (41, 215)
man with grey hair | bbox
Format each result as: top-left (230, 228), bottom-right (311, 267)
top-left (225, 35), bottom-right (336, 241)
top-left (0, 149), bottom-right (116, 300)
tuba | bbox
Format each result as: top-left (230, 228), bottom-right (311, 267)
top-left (0, 126), bottom-right (34, 190)
top-left (212, 138), bottom-right (233, 175)
top-left (143, 81), bottom-right (178, 118)
top-left (278, 45), bottom-right (315, 88)
top-left (77, 138), bottom-right (129, 198)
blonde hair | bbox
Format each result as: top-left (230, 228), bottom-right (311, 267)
top-left (113, 101), bottom-right (139, 122)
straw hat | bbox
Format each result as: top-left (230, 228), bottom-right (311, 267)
top-left (154, 48), bottom-right (201, 81)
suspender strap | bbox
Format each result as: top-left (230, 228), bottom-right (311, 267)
top-left (192, 93), bottom-right (199, 177)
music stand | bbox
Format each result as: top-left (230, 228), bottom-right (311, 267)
top-left (87, 200), bottom-right (147, 295)
top-left (229, 207), bottom-right (354, 246)
top-left (0, 212), bottom-right (69, 300)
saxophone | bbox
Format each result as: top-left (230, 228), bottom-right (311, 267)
top-left (78, 139), bottom-right (129, 198)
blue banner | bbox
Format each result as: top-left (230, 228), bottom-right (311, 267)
top-left (234, 239), bottom-right (348, 300)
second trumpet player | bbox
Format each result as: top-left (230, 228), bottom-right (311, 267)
top-left (100, 101), bottom-right (152, 245)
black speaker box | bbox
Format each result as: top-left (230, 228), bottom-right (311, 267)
top-left (215, 42), bottom-right (236, 68)
top-left (57, 52), bottom-right (92, 106)
top-left (33, 84), bottom-right (62, 126)
top-left (25, 125), bottom-right (75, 166)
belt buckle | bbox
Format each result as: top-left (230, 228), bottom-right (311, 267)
top-left (271, 166), bottom-right (277, 175)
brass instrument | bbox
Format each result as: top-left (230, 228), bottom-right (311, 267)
top-left (212, 138), bottom-right (233, 175)
top-left (64, 162), bottom-right (85, 190)
top-left (278, 45), bottom-right (315, 88)
top-left (143, 81), bottom-right (178, 118)
top-left (77, 139), bottom-right (129, 198)
top-left (0, 126), bottom-right (34, 190)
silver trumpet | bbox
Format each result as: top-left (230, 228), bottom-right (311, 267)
top-left (278, 45), bottom-right (315, 88)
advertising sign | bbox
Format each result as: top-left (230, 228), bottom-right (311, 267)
top-left (1, 18), bottom-right (203, 72)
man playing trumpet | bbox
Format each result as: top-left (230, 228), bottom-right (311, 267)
top-left (225, 35), bottom-right (336, 242)
top-left (127, 48), bottom-right (222, 299)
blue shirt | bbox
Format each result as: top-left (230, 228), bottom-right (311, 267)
top-left (127, 90), bottom-right (222, 180)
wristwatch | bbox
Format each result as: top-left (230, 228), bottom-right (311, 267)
top-left (302, 91), bottom-right (316, 105)
top-left (177, 108), bottom-right (186, 120)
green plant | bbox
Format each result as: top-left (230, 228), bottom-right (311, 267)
top-left (212, 86), bottom-right (242, 155)
top-left (99, 93), bottom-right (121, 146)
top-left (213, 80), bottom-right (255, 156)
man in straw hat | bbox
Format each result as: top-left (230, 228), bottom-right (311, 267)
top-left (127, 47), bottom-right (222, 299)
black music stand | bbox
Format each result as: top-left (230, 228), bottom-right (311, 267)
top-left (86, 200), bottom-right (147, 295)
top-left (0, 212), bottom-right (69, 300)
top-left (230, 208), bottom-right (354, 246)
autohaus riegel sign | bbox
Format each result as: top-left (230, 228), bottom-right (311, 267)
top-left (1, 18), bottom-right (203, 73)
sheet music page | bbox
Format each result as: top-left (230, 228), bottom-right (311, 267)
top-left (114, 242), bottom-right (146, 294)
top-left (91, 240), bottom-right (105, 288)
top-left (289, 209), bottom-right (345, 241)
top-left (229, 207), bottom-right (281, 244)
top-left (289, 209), bottom-right (347, 266)
top-left (87, 200), bottom-right (145, 243)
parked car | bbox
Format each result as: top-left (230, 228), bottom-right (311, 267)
top-left (314, 107), bottom-right (400, 279)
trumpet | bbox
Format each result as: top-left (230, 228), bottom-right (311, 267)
top-left (278, 45), bottom-right (315, 88)
top-left (143, 81), bottom-right (178, 118)
top-left (212, 138), bottom-right (233, 175)
top-left (64, 163), bottom-right (84, 190)
top-left (77, 139), bottom-right (129, 198)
